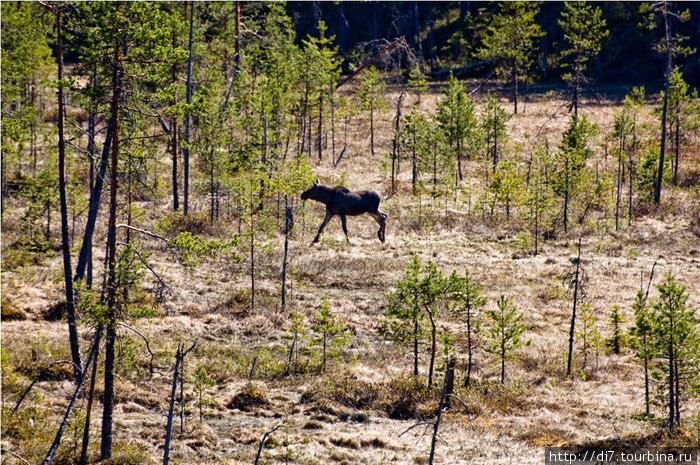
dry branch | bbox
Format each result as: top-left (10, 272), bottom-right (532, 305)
top-left (116, 223), bottom-right (169, 243)
top-left (117, 322), bottom-right (157, 375)
top-left (11, 360), bottom-right (82, 416)
top-left (2, 449), bottom-right (31, 465)
top-left (255, 423), bottom-right (285, 465)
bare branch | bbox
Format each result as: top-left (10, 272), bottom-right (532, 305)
top-left (255, 423), bottom-right (286, 465)
top-left (11, 360), bottom-right (82, 416)
top-left (117, 323), bottom-right (157, 376)
top-left (2, 449), bottom-right (31, 465)
top-left (116, 223), bottom-right (169, 243)
top-left (644, 261), bottom-right (658, 302)
top-left (182, 337), bottom-right (199, 358)
top-left (128, 246), bottom-right (172, 303)
top-left (399, 421), bottom-right (434, 437)
top-left (447, 394), bottom-right (476, 431)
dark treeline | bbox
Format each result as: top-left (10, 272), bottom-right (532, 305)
top-left (286, 1), bottom-right (700, 87)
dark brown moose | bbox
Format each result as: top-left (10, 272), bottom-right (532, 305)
top-left (301, 180), bottom-right (387, 243)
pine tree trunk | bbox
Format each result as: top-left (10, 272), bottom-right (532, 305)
top-left (673, 118), bottom-right (680, 186)
top-left (74, 117), bottom-right (113, 283)
top-left (563, 158), bottom-right (570, 233)
top-left (391, 93), bottom-right (403, 195)
top-left (465, 305), bottom-right (473, 387)
top-left (171, 48), bottom-right (179, 211)
top-left (429, 358), bottom-right (454, 465)
top-left (183, 1), bottom-right (194, 216)
top-left (100, 37), bottom-right (121, 462)
top-left (644, 348), bottom-right (650, 416)
top-left (55, 9), bottom-right (83, 381)
top-left (655, 4), bottom-right (671, 205)
top-left (318, 94), bottom-right (323, 161)
top-left (426, 306), bottom-right (437, 388)
top-left (615, 131), bottom-right (623, 231)
top-left (79, 328), bottom-right (102, 465)
top-left (330, 78), bottom-right (336, 163)
top-left (413, 311), bottom-right (419, 376)
top-left (281, 203), bottom-right (291, 311)
top-left (370, 101), bottom-right (375, 157)
top-left (513, 65), bottom-right (518, 114)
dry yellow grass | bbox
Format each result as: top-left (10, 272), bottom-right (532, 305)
top-left (2, 83), bottom-right (699, 464)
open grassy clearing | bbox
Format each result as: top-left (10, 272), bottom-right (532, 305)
top-left (2, 87), bottom-right (699, 464)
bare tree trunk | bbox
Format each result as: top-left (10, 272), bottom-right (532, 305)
top-left (163, 339), bottom-right (198, 465)
top-left (42, 331), bottom-right (100, 465)
top-left (428, 358), bottom-right (455, 465)
top-left (53, 8), bottom-right (82, 382)
top-left (655, 3), bottom-right (671, 205)
top-left (281, 201), bottom-right (292, 311)
top-left (615, 129), bottom-right (623, 231)
top-left (183, 1), bottom-right (194, 216)
top-left (100, 36), bottom-right (122, 462)
top-left (413, 312), bottom-right (419, 376)
top-left (566, 237), bottom-right (582, 377)
top-left (74, 117), bottom-right (112, 283)
top-left (513, 65), bottom-right (518, 114)
top-left (249, 177), bottom-right (255, 312)
top-left (426, 305), bottom-right (437, 388)
top-left (79, 328), bottom-right (102, 465)
top-left (171, 47), bottom-right (179, 211)
top-left (391, 93), bottom-right (404, 196)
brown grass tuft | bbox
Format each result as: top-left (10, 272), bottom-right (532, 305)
top-left (227, 383), bottom-right (270, 411)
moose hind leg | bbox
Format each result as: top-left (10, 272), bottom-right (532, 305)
top-left (370, 211), bottom-right (387, 243)
top-left (340, 215), bottom-right (350, 242)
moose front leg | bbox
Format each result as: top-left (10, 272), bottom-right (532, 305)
top-left (312, 211), bottom-right (334, 244)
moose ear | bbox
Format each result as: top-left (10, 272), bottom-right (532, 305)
top-left (314, 178), bottom-right (319, 186)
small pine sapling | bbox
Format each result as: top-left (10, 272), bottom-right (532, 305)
top-left (448, 269), bottom-right (486, 387)
top-left (575, 304), bottom-right (601, 376)
top-left (629, 290), bottom-right (653, 416)
top-left (649, 273), bottom-right (699, 434)
top-left (484, 295), bottom-right (526, 384)
top-left (283, 311), bottom-right (306, 374)
top-left (192, 362), bottom-right (215, 422)
top-left (606, 304), bottom-right (627, 355)
top-left (310, 297), bottom-right (350, 372)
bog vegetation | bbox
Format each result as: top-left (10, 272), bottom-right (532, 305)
top-left (1, 2), bottom-right (699, 464)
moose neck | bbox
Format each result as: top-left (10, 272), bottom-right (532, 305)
top-left (314, 185), bottom-right (334, 206)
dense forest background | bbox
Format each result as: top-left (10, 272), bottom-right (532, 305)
top-left (285, 1), bottom-right (700, 86)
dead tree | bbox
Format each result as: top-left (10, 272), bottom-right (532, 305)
top-left (79, 328), bottom-right (103, 465)
top-left (255, 423), bottom-right (285, 465)
top-left (400, 358), bottom-right (456, 465)
top-left (11, 360), bottom-right (81, 416)
top-left (565, 237), bottom-right (588, 376)
top-left (41, 330), bottom-right (101, 465)
top-left (336, 36), bottom-right (409, 89)
top-left (281, 201), bottom-right (293, 311)
top-left (163, 338), bottom-right (198, 465)
top-left (391, 92), bottom-right (405, 196)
